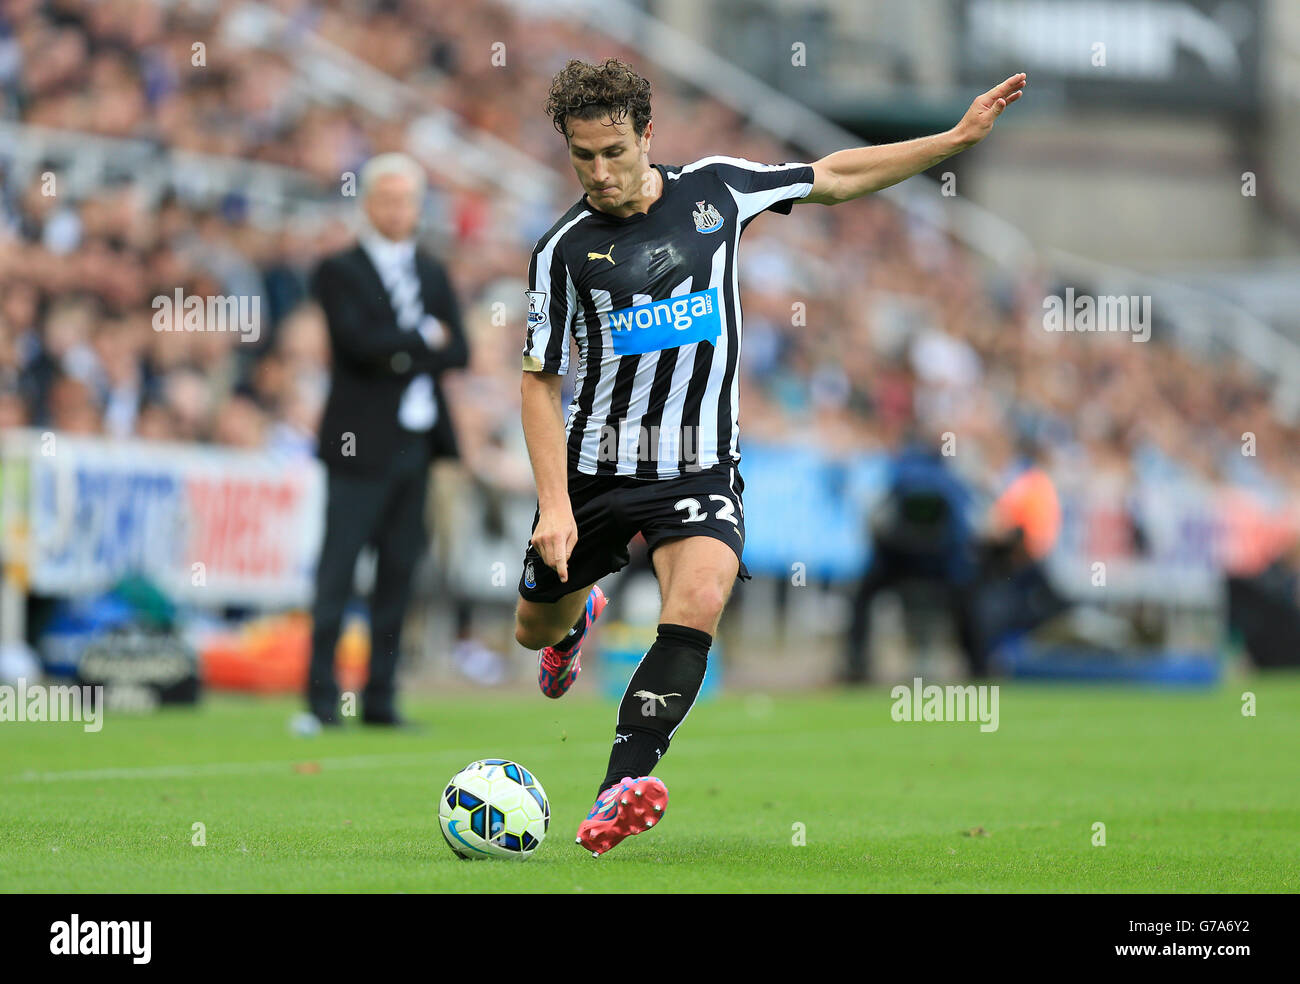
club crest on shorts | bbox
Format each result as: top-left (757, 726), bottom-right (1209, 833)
top-left (525, 290), bottom-right (548, 327)
top-left (524, 560), bottom-right (536, 588)
top-left (692, 200), bottom-right (724, 234)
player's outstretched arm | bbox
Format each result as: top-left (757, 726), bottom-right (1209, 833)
top-left (799, 73), bottom-right (1026, 205)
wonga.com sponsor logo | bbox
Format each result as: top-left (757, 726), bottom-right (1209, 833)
top-left (607, 288), bottom-right (722, 356)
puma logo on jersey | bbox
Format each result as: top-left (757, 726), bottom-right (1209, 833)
top-left (614, 732), bottom-right (631, 743)
top-left (587, 245), bottom-right (616, 266)
top-left (634, 690), bottom-right (681, 707)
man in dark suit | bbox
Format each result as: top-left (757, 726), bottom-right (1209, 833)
top-left (308, 153), bottom-right (468, 726)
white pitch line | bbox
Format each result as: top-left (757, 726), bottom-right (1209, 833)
top-left (4, 725), bottom-right (844, 784)
top-left (8, 752), bottom-right (442, 784)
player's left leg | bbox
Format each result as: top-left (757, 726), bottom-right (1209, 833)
top-left (598, 535), bottom-right (736, 788)
top-left (576, 535), bottom-right (738, 856)
top-left (652, 534), bottom-right (739, 635)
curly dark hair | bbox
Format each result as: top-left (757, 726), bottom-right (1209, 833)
top-left (544, 57), bottom-right (652, 140)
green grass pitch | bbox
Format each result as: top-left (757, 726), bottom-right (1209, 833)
top-left (3, 675), bottom-right (1297, 893)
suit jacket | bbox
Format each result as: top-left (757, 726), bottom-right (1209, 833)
top-left (312, 243), bottom-right (469, 476)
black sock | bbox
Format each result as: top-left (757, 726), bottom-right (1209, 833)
top-left (551, 606), bottom-right (588, 653)
top-left (598, 622), bottom-right (711, 795)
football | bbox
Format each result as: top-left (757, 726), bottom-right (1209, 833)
top-left (438, 759), bottom-right (550, 860)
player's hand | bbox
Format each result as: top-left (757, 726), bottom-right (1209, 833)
top-left (953, 73), bottom-right (1026, 149)
top-left (530, 508), bottom-right (578, 583)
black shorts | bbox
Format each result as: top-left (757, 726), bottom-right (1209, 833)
top-left (518, 461), bottom-right (752, 603)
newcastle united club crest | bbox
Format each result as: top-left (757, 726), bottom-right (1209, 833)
top-left (692, 200), bottom-right (724, 234)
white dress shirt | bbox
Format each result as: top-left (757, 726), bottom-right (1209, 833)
top-left (361, 234), bottom-right (442, 432)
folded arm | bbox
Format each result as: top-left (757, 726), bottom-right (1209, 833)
top-left (313, 258), bottom-right (468, 375)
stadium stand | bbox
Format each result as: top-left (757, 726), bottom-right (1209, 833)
top-left (3, 0), bottom-right (1299, 680)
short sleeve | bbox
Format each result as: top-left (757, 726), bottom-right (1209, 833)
top-left (702, 156), bottom-right (815, 222)
top-left (522, 240), bottom-right (576, 375)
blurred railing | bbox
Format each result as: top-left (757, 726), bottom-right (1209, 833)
top-left (222, 1), bottom-right (564, 208)
top-left (1045, 247), bottom-right (1300, 423)
top-left (0, 120), bottom-right (336, 224)
top-left (0, 3), bottom-right (568, 228)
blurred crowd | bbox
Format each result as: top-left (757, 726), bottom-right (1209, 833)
top-left (3, 0), bottom-right (1299, 577)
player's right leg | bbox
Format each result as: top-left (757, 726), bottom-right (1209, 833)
top-left (514, 475), bottom-right (629, 698)
top-left (575, 775), bottom-right (669, 858)
top-left (576, 466), bottom-right (748, 856)
top-left (515, 583), bottom-right (607, 698)
top-left (514, 583), bottom-right (594, 650)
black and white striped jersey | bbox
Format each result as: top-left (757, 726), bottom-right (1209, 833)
top-left (522, 156), bottom-right (815, 480)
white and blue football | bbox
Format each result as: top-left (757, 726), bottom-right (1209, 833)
top-left (438, 759), bottom-right (549, 860)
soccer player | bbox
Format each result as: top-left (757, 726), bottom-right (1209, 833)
top-left (514, 58), bottom-right (1025, 856)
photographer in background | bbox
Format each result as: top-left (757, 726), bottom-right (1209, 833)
top-left (967, 438), bottom-right (1069, 664)
top-left (842, 432), bottom-right (982, 683)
